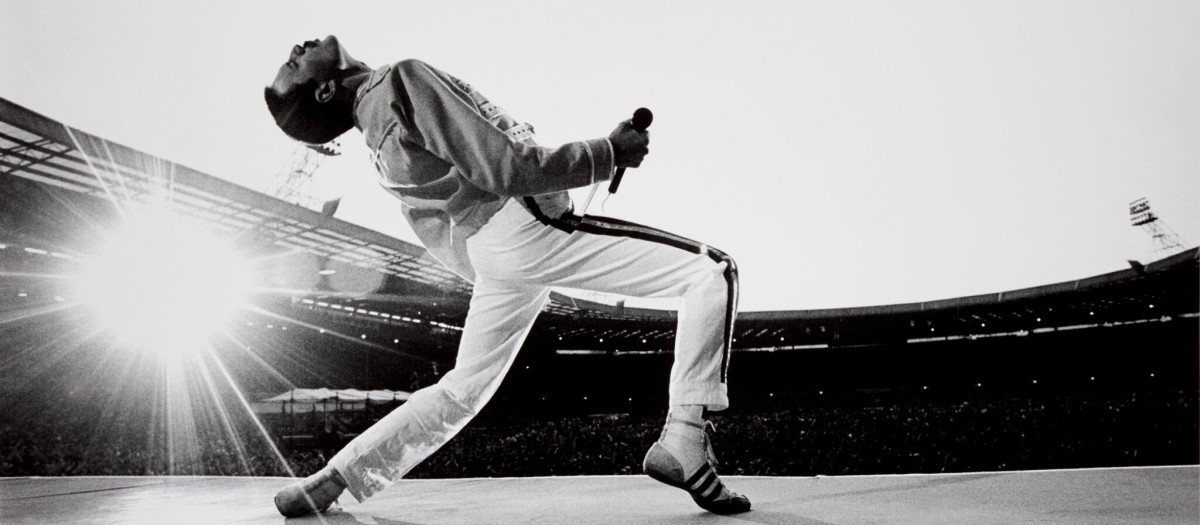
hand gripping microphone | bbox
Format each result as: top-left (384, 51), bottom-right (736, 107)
top-left (580, 108), bottom-right (653, 216)
top-left (608, 107), bottom-right (653, 194)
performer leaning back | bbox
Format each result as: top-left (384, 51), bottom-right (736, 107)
top-left (264, 35), bottom-right (750, 517)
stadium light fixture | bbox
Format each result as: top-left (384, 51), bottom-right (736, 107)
top-left (74, 211), bottom-right (252, 356)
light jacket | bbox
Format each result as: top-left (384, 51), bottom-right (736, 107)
top-left (353, 59), bottom-right (616, 281)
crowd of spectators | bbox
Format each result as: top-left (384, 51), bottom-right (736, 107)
top-left (3, 389), bottom-right (1195, 479)
top-left (406, 389), bottom-right (1198, 478)
top-left (0, 415), bottom-right (323, 477)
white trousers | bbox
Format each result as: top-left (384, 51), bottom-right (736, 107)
top-left (331, 198), bottom-right (738, 501)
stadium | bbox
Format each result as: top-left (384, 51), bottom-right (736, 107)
top-left (2, 82), bottom-right (1197, 525)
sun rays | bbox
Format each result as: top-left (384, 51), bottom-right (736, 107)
top-left (71, 209), bottom-right (253, 353)
top-left (1, 129), bottom-right (378, 478)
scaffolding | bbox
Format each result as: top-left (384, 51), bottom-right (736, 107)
top-left (1129, 197), bottom-right (1187, 258)
top-left (267, 142), bottom-right (340, 212)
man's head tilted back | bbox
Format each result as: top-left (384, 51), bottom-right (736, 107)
top-left (264, 35), bottom-right (366, 144)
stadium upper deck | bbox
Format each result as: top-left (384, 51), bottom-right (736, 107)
top-left (2, 96), bottom-right (1197, 358)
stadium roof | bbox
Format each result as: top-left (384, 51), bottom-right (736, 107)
top-left (3, 95), bottom-right (1197, 349)
top-left (0, 97), bottom-right (465, 286)
top-left (0, 97), bottom-right (631, 319)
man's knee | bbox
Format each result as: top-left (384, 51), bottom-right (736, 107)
top-left (679, 247), bottom-right (737, 302)
top-left (704, 247), bottom-right (738, 286)
top-left (434, 366), bottom-right (506, 417)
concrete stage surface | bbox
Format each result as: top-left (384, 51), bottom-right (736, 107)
top-left (2, 466), bottom-right (1196, 524)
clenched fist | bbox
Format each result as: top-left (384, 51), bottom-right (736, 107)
top-left (609, 119), bottom-right (649, 168)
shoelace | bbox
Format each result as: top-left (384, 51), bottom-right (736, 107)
top-left (658, 416), bottom-right (721, 469)
top-left (702, 420), bottom-right (719, 469)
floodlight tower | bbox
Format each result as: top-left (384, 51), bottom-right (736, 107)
top-left (268, 142), bottom-right (340, 212)
top-left (1129, 198), bottom-right (1186, 258)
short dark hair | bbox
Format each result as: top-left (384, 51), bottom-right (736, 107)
top-left (264, 80), bottom-right (355, 145)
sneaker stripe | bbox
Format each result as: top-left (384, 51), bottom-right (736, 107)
top-left (683, 463), bottom-right (712, 488)
top-left (697, 486), bottom-right (720, 503)
top-left (691, 469), bottom-right (717, 495)
top-left (699, 479), bottom-right (724, 501)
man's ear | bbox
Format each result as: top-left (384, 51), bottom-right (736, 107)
top-left (314, 79), bottom-right (338, 103)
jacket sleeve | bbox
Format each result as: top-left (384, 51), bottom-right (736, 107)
top-left (391, 59), bottom-right (614, 197)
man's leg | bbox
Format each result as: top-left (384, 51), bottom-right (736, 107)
top-left (471, 200), bottom-right (748, 513)
top-left (560, 215), bottom-right (749, 514)
top-left (275, 276), bottom-right (550, 515)
top-left (563, 214), bottom-right (737, 411)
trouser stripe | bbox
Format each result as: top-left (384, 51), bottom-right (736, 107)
top-left (578, 214), bottom-right (737, 384)
top-left (522, 198), bottom-right (738, 383)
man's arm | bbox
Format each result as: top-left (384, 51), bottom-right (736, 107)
top-left (393, 60), bottom-right (643, 197)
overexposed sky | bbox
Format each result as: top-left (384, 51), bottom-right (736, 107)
top-left (2, 0), bottom-right (1197, 311)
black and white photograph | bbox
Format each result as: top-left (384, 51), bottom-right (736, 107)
top-left (1, 1), bottom-right (1197, 523)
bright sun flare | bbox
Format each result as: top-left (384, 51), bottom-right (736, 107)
top-left (75, 212), bottom-right (252, 354)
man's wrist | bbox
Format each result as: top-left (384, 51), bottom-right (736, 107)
top-left (590, 137), bottom-right (617, 181)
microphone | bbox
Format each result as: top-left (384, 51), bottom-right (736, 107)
top-left (608, 107), bottom-right (653, 194)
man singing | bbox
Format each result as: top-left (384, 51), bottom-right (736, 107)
top-left (264, 35), bottom-right (749, 517)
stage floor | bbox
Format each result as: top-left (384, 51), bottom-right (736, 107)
top-left (2, 466), bottom-right (1196, 524)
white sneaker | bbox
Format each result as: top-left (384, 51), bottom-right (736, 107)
top-left (273, 466), bottom-right (346, 517)
top-left (642, 416), bottom-right (751, 514)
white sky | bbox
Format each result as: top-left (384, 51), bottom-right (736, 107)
top-left (3, 0), bottom-right (1197, 311)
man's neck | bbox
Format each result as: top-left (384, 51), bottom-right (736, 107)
top-left (341, 68), bottom-right (372, 92)
top-left (332, 67), bottom-right (373, 106)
